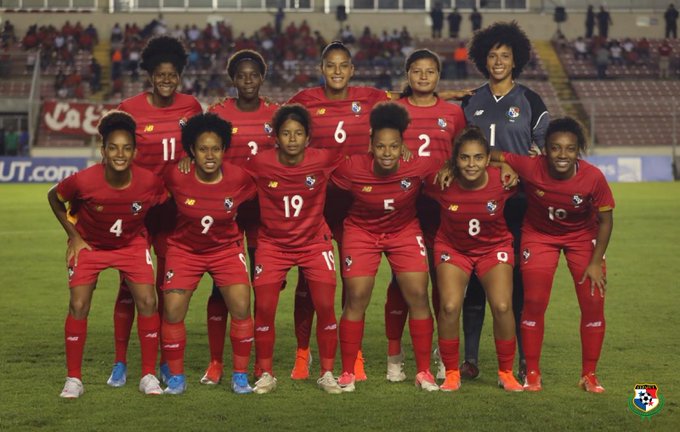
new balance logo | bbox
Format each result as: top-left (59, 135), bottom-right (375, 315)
top-left (208, 316), bottom-right (224, 321)
top-left (324, 324), bottom-right (337, 331)
top-left (585, 321), bottom-right (603, 328)
top-left (66, 336), bottom-right (79, 342)
top-left (255, 326), bottom-right (270, 332)
top-left (145, 332), bottom-right (158, 338)
top-left (119, 298), bottom-right (134, 304)
top-left (241, 337), bottom-right (255, 343)
top-left (163, 343), bottom-right (180, 349)
top-left (474, 110), bottom-right (484, 116)
top-left (389, 310), bottom-right (404, 315)
top-left (522, 320), bottom-right (536, 327)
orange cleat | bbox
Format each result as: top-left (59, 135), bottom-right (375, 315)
top-left (439, 370), bottom-right (461, 392)
top-left (290, 347), bottom-right (311, 380)
top-left (200, 360), bottom-right (223, 385)
top-left (498, 370), bottom-right (523, 392)
top-left (523, 369), bottom-right (543, 392)
top-left (354, 349), bottom-right (367, 381)
top-left (579, 372), bottom-right (605, 393)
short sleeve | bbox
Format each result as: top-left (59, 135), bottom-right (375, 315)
top-left (330, 157), bottom-right (353, 190)
top-left (56, 172), bottom-right (79, 203)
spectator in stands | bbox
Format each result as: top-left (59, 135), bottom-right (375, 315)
top-left (636, 37), bottom-right (651, 63)
top-left (400, 26), bottom-right (412, 46)
top-left (430, 2), bottom-right (445, 39)
top-left (658, 39), bottom-right (673, 79)
top-left (448, 8), bottom-right (462, 39)
top-left (275, 7), bottom-right (285, 35)
top-left (585, 5), bottom-right (595, 38)
top-left (111, 23), bottom-right (123, 44)
top-left (454, 41), bottom-right (468, 78)
top-left (90, 58), bottom-right (102, 93)
top-left (597, 6), bottom-right (612, 39)
top-left (2, 20), bottom-right (16, 44)
top-left (171, 25), bottom-right (185, 41)
top-left (111, 47), bottom-right (123, 81)
top-left (0, 127), bottom-right (4, 155)
top-left (574, 37), bottom-right (589, 60)
top-left (19, 129), bottom-right (29, 156)
top-left (595, 44), bottom-right (610, 79)
top-left (4, 127), bottom-right (18, 156)
top-left (187, 25), bottom-right (201, 43)
top-left (470, 8), bottom-right (483, 33)
top-left (665, 4), bottom-right (679, 39)
top-left (609, 40), bottom-right (623, 65)
top-left (341, 25), bottom-right (355, 44)
top-left (621, 38), bottom-right (639, 65)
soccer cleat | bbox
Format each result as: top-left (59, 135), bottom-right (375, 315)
top-left (290, 348), bottom-right (312, 380)
top-left (579, 372), bottom-right (605, 393)
top-left (253, 372), bottom-right (277, 394)
top-left (159, 363), bottom-right (171, 386)
top-left (459, 361), bottom-right (480, 380)
top-left (317, 371), bottom-right (343, 394)
top-left (163, 374), bottom-right (187, 395)
top-left (498, 370), bottom-right (524, 392)
top-left (386, 351), bottom-right (406, 382)
top-left (139, 374), bottom-right (163, 395)
top-left (523, 369), bottom-right (543, 392)
top-left (354, 350), bottom-right (367, 381)
top-left (414, 370), bottom-right (439, 392)
top-left (439, 370), bottom-right (461, 392)
top-left (337, 372), bottom-right (356, 393)
top-left (107, 362), bottom-right (127, 387)
top-left (433, 347), bottom-right (446, 380)
top-left (231, 372), bottom-right (254, 394)
top-left (60, 377), bottom-right (84, 399)
top-left (200, 360), bottom-right (223, 385)
top-left (517, 359), bottom-right (527, 383)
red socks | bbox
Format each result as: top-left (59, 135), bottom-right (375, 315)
top-left (64, 315), bottom-right (87, 379)
top-left (384, 279), bottom-right (407, 356)
top-left (494, 337), bottom-right (516, 371)
top-left (339, 318), bottom-right (364, 374)
top-left (409, 317), bottom-right (434, 373)
top-left (254, 284), bottom-right (281, 375)
top-left (293, 275), bottom-right (315, 351)
top-left (438, 337), bottom-right (460, 371)
top-left (230, 317), bottom-right (254, 373)
top-left (112, 284), bottom-right (135, 364)
top-left (137, 313), bottom-right (160, 376)
top-left (206, 294), bottom-right (228, 363)
top-left (161, 320), bottom-right (186, 375)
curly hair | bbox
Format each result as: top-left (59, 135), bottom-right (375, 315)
top-left (272, 104), bottom-right (311, 137)
top-left (226, 49), bottom-right (267, 81)
top-left (97, 110), bottom-right (136, 148)
top-left (369, 102), bottom-right (411, 137)
top-left (468, 21), bottom-right (532, 79)
top-left (140, 36), bottom-right (188, 75)
top-left (181, 113), bottom-right (232, 158)
top-left (546, 117), bottom-right (588, 155)
top-left (400, 48), bottom-right (441, 98)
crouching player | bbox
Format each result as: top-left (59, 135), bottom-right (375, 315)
top-left (48, 111), bottom-right (165, 398)
top-left (160, 114), bottom-right (257, 395)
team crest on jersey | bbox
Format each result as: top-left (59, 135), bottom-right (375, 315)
top-left (572, 194), bottom-right (584, 206)
top-left (506, 106), bottom-right (520, 121)
top-left (165, 270), bottom-right (174, 282)
top-left (351, 101), bottom-right (361, 114)
top-left (629, 384), bottom-right (664, 419)
top-left (400, 178), bottom-right (412, 190)
top-left (179, 117), bottom-right (188, 128)
top-left (224, 197), bottom-right (234, 210)
top-left (264, 123), bottom-right (273, 135)
top-left (67, 266), bottom-right (74, 280)
top-left (254, 264), bottom-right (263, 277)
top-left (486, 200), bottom-right (498, 214)
top-left (131, 201), bottom-right (143, 215)
top-left (305, 175), bottom-right (316, 188)
top-left (438, 118), bottom-right (447, 128)
top-left (440, 252), bottom-right (451, 262)
top-left (344, 256), bottom-right (353, 270)
top-left (522, 248), bottom-right (530, 262)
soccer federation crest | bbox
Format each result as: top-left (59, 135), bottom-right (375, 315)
top-left (629, 384), bottom-right (664, 419)
top-left (506, 106), bottom-right (520, 120)
top-left (351, 101), bottom-right (361, 114)
top-left (487, 200), bottom-right (498, 214)
top-left (572, 194), bottom-right (584, 206)
top-left (438, 118), bottom-right (447, 128)
top-left (165, 270), bottom-right (174, 282)
top-left (344, 256), bottom-right (353, 270)
top-left (522, 248), bottom-right (530, 262)
top-left (305, 175), bottom-right (316, 188)
top-left (440, 252), bottom-right (451, 262)
top-left (67, 266), bottom-right (74, 281)
top-left (224, 197), bottom-right (234, 210)
top-left (131, 201), bottom-right (143, 214)
top-left (179, 117), bottom-right (188, 128)
top-left (254, 264), bottom-right (263, 276)
top-left (400, 178), bottom-right (412, 190)
top-left (264, 122), bottom-right (273, 134)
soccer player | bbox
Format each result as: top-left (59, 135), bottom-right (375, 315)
top-left (384, 48), bottom-right (467, 382)
top-left (48, 111), bottom-right (165, 398)
top-left (493, 117), bottom-right (614, 393)
top-left (244, 104), bottom-right (343, 395)
top-left (423, 126), bottom-right (523, 392)
top-left (160, 113), bottom-right (256, 395)
top-left (334, 102), bottom-right (439, 393)
top-left (459, 21), bottom-right (549, 381)
top-left (109, 35), bottom-right (202, 387)
top-left (198, 49), bottom-right (278, 385)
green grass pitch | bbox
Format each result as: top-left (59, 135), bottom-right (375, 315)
top-left (0, 182), bottom-right (677, 431)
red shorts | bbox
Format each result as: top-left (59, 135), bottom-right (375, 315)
top-left (520, 230), bottom-right (605, 279)
top-left (237, 199), bottom-right (260, 249)
top-left (162, 245), bottom-right (250, 291)
top-left (341, 223), bottom-right (429, 277)
top-left (145, 200), bottom-right (177, 258)
top-left (67, 236), bottom-right (154, 288)
top-left (434, 240), bottom-right (515, 279)
top-left (417, 195), bottom-right (440, 249)
top-left (253, 240), bottom-right (337, 287)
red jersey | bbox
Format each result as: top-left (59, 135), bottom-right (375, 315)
top-left (164, 162), bottom-right (256, 254)
top-left (118, 92), bottom-right (202, 177)
top-left (424, 166), bottom-right (515, 254)
top-left (243, 148), bottom-right (342, 249)
top-left (331, 154), bottom-right (439, 234)
top-left (397, 97), bottom-right (466, 160)
top-left (288, 86), bottom-right (390, 156)
top-left (208, 97), bottom-right (278, 164)
top-left (56, 164), bottom-right (166, 250)
top-left (502, 153), bottom-right (615, 237)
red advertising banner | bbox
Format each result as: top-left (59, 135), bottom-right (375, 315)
top-left (42, 100), bottom-right (117, 136)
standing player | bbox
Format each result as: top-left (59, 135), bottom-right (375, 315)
top-left (48, 111), bottom-right (165, 398)
top-left (160, 113), bottom-right (256, 395)
top-left (244, 104), bottom-right (343, 395)
top-left (493, 117), bottom-right (614, 393)
top-left (334, 102), bottom-right (439, 393)
top-left (198, 49), bottom-right (278, 385)
top-left (383, 48), bottom-right (467, 382)
top-left (459, 21), bottom-right (549, 381)
top-left (424, 126), bottom-right (523, 392)
top-left (108, 35), bottom-right (202, 387)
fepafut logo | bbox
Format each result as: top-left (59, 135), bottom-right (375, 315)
top-left (628, 383), bottom-right (664, 420)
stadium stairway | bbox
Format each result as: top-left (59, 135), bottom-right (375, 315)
top-left (91, 41), bottom-right (111, 100)
top-left (533, 40), bottom-right (588, 125)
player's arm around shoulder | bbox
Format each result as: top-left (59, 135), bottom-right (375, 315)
top-left (47, 178), bottom-right (91, 265)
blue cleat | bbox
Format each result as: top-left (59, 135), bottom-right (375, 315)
top-left (159, 363), bottom-right (171, 385)
top-left (163, 374), bottom-right (187, 395)
top-left (231, 372), bottom-right (253, 394)
top-left (107, 362), bottom-right (127, 387)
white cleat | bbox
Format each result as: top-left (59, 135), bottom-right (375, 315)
top-left (139, 374), bottom-right (163, 395)
top-left (415, 371), bottom-right (440, 392)
top-left (60, 377), bottom-right (84, 399)
top-left (433, 347), bottom-right (446, 380)
top-left (386, 351), bottom-right (407, 382)
top-left (253, 372), bottom-right (277, 394)
top-left (317, 371), bottom-right (343, 394)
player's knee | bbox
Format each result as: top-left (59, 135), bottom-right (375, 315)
top-left (69, 300), bottom-right (91, 319)
top-left (491, 300), bottom-right (511, 316)
top-left (439, 301), bottom-right (461, 320)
